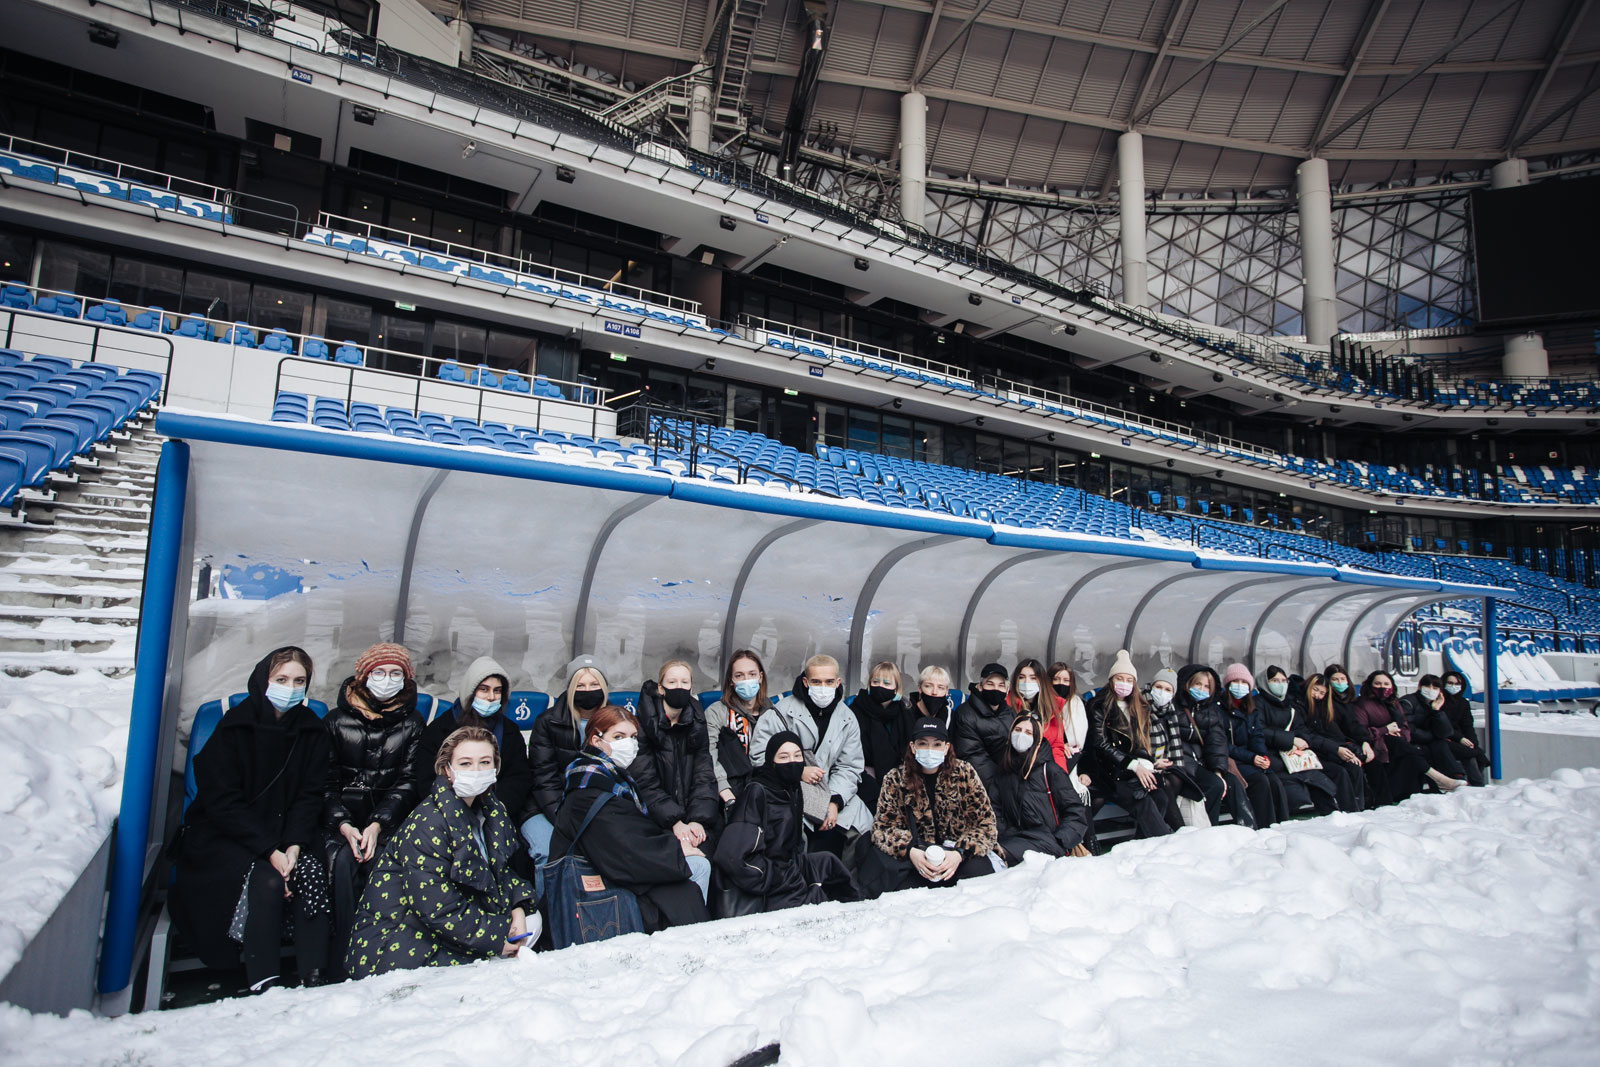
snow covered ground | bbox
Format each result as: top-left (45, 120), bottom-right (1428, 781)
top-left (3, 767), bottom-right (1599, 1066)
top-left (0, 673), bottom-right (129, 977)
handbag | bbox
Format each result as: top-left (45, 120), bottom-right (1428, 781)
top-left (542, 794), bottom-right (645, 950)
top-left (1281, 748), bottom-right (1324, 773)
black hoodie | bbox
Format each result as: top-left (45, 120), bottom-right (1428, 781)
top-left (1173, 664), bottom-right (1231, 774)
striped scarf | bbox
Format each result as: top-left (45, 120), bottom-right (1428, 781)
top-left (563, 749), bottom-right (648, 814)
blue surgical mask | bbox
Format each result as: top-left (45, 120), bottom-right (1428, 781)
top-left (1331, 679), bottom-right (1349, 693)
top-left (1265, 680), bottom-right (1288, 700)
top-left (265, 682), bottom-right (305, 712)
top-left (1444, 684), bottom-right (1463, 696)
top-left (472, 698), bottom-right (501, 716)
top-left (1227, 681), bottom-right (1250, 699)
top-left (914, 748), bottom-right (946, 770)
top-left (1188, 685), bottom-right (1209, 702)
top-left (733, 678), bottom-right (761, 701)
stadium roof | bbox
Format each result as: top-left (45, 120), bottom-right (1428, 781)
top-left (457, 0), bottom-right (1600, 195)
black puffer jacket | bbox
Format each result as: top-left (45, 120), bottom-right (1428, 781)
top-left (323, 677), bottom-right (426, 834)
top-left (1173, 664), bottom-right (1231, 774)
top-left (1086, 689), bottom-right (1149, 786)
top-left (1400, 692), bottom-right (1451, 745)
top-left (526, 692), bottom-right (587, 823)
top-left (993, 739), bottom-right (1089, 862)
top-left (953, 688), bottom-right (1011, 798)
top-left (631, 680), bottom-right (721, 831)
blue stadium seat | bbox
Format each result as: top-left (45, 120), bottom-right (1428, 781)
top-left (130, 306), bottom-right (165, 331)
top-left (302, 336), bottom-right (330, 360)
top-left (333, 342), bottom-right (363, 365)
top-left (506, 691), bottom-right (549, 726)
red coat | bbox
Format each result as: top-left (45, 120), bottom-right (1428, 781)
top-left (1352, 695), bottom-right (1409, 763)
top-left (1010, 693), bottom-right (1071, 774)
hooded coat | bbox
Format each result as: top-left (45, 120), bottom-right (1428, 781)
top-left (748, 688), bottom-right (873, 834)
top-left (851, 688), bottom-right (916, 810)
top-left (344, 776), bottom-right (534, 978)
top-left (413, 657), bottom-right (532, 819)
top-left (713, 732), bottom-right (860, 911)
top-left (993, 725), bottom-right (1090, 862)
top-left (631, 679), bottom-right (721, 833)
top-left (953, 687), bottom-right (1013, 798)
top-left (323, 675), bottom-right (426, 836)
top-left (1172, 664), bottom-right (1232, 775)
top-left (170, 649), bottom-right (332, 968)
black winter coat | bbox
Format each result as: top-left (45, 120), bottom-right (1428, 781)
top-left (954, 690), bottom-right (1013, 797)
top-left (526, 693), bottom-right (586, 823)
top-left (549, 762), bottom-right (711, 933)
top-left (344, 777), bottom-right (534, 978)
top-left (1223, 698), bottom-right (1270, 775)
top-left (170, 650), bottom-right (331, 968)
top-left (323, 678), bottom-right (426, 835)
top-left (631, 681), bottom-right (721, 831)
top-left (414, 707), bottom-right (533, 820)
top-left (852, 690), bottom-right (915, 810)
top-left (1441, 693), bottom-right (1479, 744)
top-left (993, 749), bottom-right (1090, 861)
top-left (1400, 693), bottom-right (1451, 745)
top-left (1174, 665), bottom-right (1232, 774)
top-left (713, 776), bottom-right (852, 911)
top-left (1086, 691), bottom-right (1151, 792)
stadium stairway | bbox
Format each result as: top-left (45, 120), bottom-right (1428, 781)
top-left (0, 417), bottom-right (159, 676)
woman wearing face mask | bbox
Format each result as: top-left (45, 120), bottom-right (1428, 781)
top-left (548, 705), bottom-right (711, 931)
top-left (1008, 659), bottom-right (1064, 770)
top-left (852, 661), bottom-right (914, 812)
top-left (323, 643), bottom-right (427, 974)
top-left (631, 660), bottom-right (721, 855)
top-left (1219, 663), bottom-right (1291, 827)
top-left (748, 654), bottom-right (873, 856)
top-left (1172, 664), bottom-right (1257, 829)
top-left (1352, 669), bottom-right (1450, 805)
top-left (171, 646), bottom-right (332, 994)
top-left (1401, 674), bottom-right (1470, 786)
top-left (903, 664), bottom-right (954, 728)
top-left (414, 657), bottom-right (531, 822)
top-left (1254, 664), bottom-right (1341, 816)
top-left (1143, 667), bottom-right (1211, 829)
top-left (713, 731), bottom-right (861, 913)
top-left (1047, 661), bottom-right (1092, 800)
top-left (345, 727), bottom-right (535, 978)
top-left (1438, 670), bottom-right (1490, 785)
top-left (992, 713), bottom-right (1091, 864)
top-left (1086, 651), bottom-right (1175, 839)
top-left (856, 717), bottom-right (999, 897)
top-left (1292, 672), bottom-right (1369, 812)
top-left (954, 661), bottom-right (1012, 800)
top-left (523, 661), bottom-right (610, 892)
top-left (705, 649), bottom-right (769, 806)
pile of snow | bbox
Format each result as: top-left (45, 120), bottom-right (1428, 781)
top-left (0, 674), bottom-right (130, 976)
top-left (7, 769), bottom-right (1600, 1065)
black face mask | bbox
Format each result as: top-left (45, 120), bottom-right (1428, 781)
top-left (868, 685), bottom-right (896, 705)
top-left (978, 689), bottom-right (1007, 711)
top-left (773, 761), bottom-right (805, 788)
top-left (1052, 682), bottom-right (1073, 700)
top-left (920, 694), bottom-right (949, 715)
top-left (662, 686), bottom-right (693, 710)
top-left (574, 689), bottom-right (606, 711)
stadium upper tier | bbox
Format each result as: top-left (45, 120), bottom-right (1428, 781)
top-left (2, 95), bottom-right (1597, 429)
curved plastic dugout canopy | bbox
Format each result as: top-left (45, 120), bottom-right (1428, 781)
top-left (154, 410), bottom-right (1509, 709)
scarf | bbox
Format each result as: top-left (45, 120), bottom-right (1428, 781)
top-left (563, 747), bottom-right (648, 814)
top-left (343, 677), bottom-right (416, 722)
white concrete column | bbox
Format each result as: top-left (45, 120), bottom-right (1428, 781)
top-left (1116, 130), bottom-right (1149, 308)
top-left (900, 91), bottom-right (927, 228)
top-left (1503, 331), bottom-right (1549, 378)
top-left (688, 76), bottom-right (712, 154)
top-left (1490, 158), bottom-right (1529, 189)
top-left (1296, 157), bottom-right (1337, 346)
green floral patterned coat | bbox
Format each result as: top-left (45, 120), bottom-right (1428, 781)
top-left (345, 776), bottom-right (535, 978)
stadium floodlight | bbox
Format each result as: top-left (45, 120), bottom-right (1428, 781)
top-left (968, 294), bottom-right (982, 306)
top-left (854, 258), bottom-right (869, 271)
top-left (557, 166), bottom-right (576, 183)
top-left (353, 106), bottom-right (378, 125)
top-left (89, 23), bottom-right (119, 47)
top-left (720, 215), bottom-right (737, 231)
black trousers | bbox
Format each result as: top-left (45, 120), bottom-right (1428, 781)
top-left (1320, 757), bottom-right (1367, 811)
top-left (1447, 737), bottom-right (1491, 785)
top-left (242, 863), bottom-right (328, 987)
top-left (1424, 738), bottom-right (1468, 780)
top-left (329, 846), bottom-right (373, 977)
top-left (1366, 742), bottom-right (1430, 806)
top-left (1199, 768), bottom-right (1257, 828)
top-left (1238, 768), bottom-right (1289, 827)
top-left (1279, 768), bottom-right (1339, 816)
top-left (854, 846), bottom-right (996, 898)
top-left (1111, 777), bottom-right (1176, 839)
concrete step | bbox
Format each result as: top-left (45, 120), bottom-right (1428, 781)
top-left (7, 533), bottom-right (147, 557)
top-left (0, 604), bottom-right (140, 622)
top-left (26, 498), bottom-right (150, 518)
top-left (5, 520), bottom-right (149, 540)
top-left (39, 512), bottom-right (151, 532)
top-left (0, 584), bottom-right (142, 610)
top-left (0, 550), bottom-right (144, 575)
top-left (0, 619), bottom-right (131, 655)
top-left (0, 650), bottom-right (136, 677)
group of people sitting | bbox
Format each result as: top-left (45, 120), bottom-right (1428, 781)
top-left (170, 641), bottom-right (1489, 995)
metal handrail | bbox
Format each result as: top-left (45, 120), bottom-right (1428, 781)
top-left (272, 355), bottom-right (608, 434)
top-left (619, 404), bottom-right (835, 495)
top-left (313, 212), bottom-right (701, 315)
top-left (738, 316), bottom-right (974, 383)
top-left (0, 307), bottom-right (174, 403)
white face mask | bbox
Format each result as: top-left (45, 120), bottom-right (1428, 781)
top-left (366, 672), bottom-right (405, 700)
top-left (451, 767), bottom-right (496, 799)
top-left (1017, 679), bottom-right (1041, 700)
top-left (914, 748), bottom-right (946, 770)
top-left (1419, 687), bottom-right (1440, 702)
top-left (1010, 731), bottom-right (1033, 753)
top-left (1150, 687), bottom-right (1173, 708)
top-left (607, 737), bottom-right (639, 769)
top-left (806, 685), bottom-right (837, 708)
top-left (1227, 682), bottom-right (1251, 699)
top-left (264, 681), bottom-right (305, 712)
top-left (1444, 684), bottom-right (1463, 696)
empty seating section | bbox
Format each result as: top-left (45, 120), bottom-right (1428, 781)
top-left (1441, 635), bottom-right (1600, 704)
top-left (0, 349), bottom-right (162, 506)
top-left (0, 140), bottom-right (233, 223)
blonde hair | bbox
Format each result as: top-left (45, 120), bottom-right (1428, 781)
top-left (657, 659), bottom-right (693, 686)
top-left (868, 661), bottom-right (901, 695)
top-left (564, 666), bottom-right (609, 742)
top-left (434, 726), bottom-right (499, 775)
top-left (803, 654), bottom-right (840, 677)
top-left (918, 665), bottom-right (950, 687)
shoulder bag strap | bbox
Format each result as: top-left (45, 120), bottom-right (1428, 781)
top-left (563, 793), bottom-right (613, 858)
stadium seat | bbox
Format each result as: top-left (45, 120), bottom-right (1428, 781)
top-left (333, 342), bottom-right (363, 365)
top-left (302, 336), bottom-right (331, 360)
